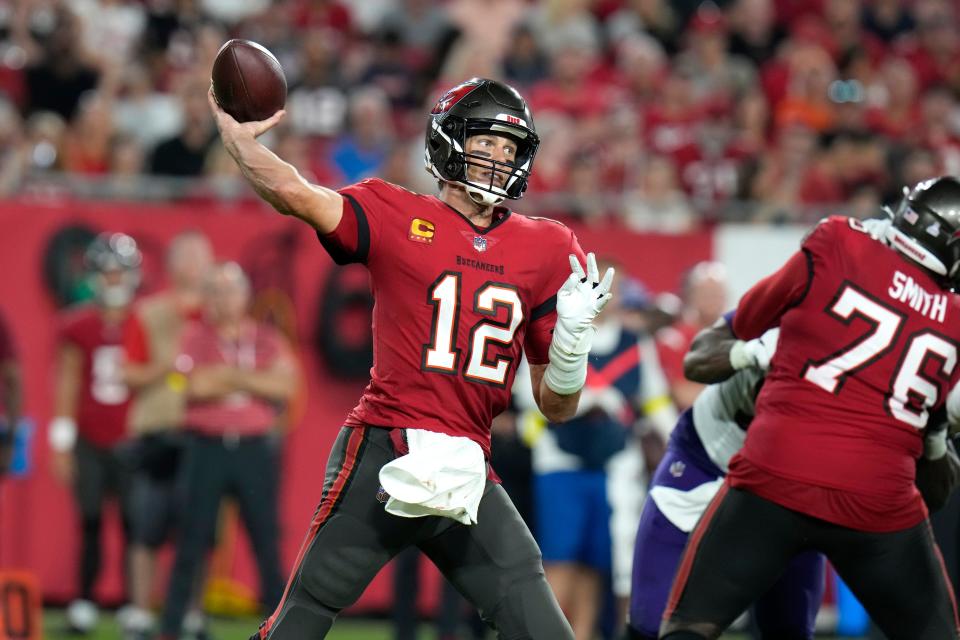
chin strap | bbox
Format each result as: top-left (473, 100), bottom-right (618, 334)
top-left (464, 182), bottom-right (506, 206)
top-left (885, 225), bottom-right (949, 276)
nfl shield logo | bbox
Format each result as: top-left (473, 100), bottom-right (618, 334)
top-left (473, 236), bottom-right (488, 252)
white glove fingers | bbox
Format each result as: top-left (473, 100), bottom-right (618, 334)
top-left (597, 267), bottom-right (615, 297)
top-left (595, 292), bottom-right (613, 313)
top-left (559, 272), bottom-right (579, 294)
top-left (585, 252), bottom-right (599, 285)
top-left (568, 254), bottom-right (586, 282)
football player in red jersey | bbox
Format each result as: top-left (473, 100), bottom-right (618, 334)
top-left (659, 177), bottom-right (960, 640)
top-left (207, 78), bottom-right (614, 640)
top-left (49, 232), bottom-right (142, 634)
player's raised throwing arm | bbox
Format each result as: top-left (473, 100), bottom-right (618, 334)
top-left (207, 87), bottom-right (343, 233)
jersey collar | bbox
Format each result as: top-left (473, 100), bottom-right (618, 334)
top-left (435, 198), bottom-right (512, 236)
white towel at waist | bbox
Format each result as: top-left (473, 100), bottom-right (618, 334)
top-left (648, 478), bottom-right (724, 533)
top-left (378, 428), bottom-right (487, 525)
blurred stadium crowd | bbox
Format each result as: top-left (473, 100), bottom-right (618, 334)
top-left (1, 0), bottom-right (959, 226)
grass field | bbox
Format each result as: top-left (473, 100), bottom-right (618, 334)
top-left (41, 609), bottom-right (845, 640)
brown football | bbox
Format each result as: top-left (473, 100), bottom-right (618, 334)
top-left (211, 39), bottom-right (287, 123)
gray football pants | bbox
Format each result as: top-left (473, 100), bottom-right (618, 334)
top-left (254, 425), bottom-right (573, 640)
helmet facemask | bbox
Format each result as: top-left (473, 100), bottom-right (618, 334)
top-left (425, 78), bottom-right (539, 207)
top-left (85, 233), bottom-right (142, 308)
top-left (95, 269), bottom-right (141, 308)
top-left (427, 117), bottom-right (538, 206)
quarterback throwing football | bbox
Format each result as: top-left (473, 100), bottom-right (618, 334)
top-left (206, 78), bottom-right (614, 640)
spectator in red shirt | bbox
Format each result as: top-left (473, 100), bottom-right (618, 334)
top-left (48, 232), bottom-right (142, 634)
top-left (158, 262), bottom-right (298, 640)
top-left (866, 57), bottom-right (921, 141)
top-left (655, 262), bottom-right (728, 410)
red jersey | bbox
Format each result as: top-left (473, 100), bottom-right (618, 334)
top-left (58, 305), bottom-right (140, 447)
top-left (320, 178), bottom-right (584, 458)
top-left (180, 319), bottom-right (285, 437)
top-left (728, 216), bottom-right (960, 531)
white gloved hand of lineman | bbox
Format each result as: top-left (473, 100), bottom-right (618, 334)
top-left (544, 252), bottom-right (615, 395)
top-left (729, 328), bottom-right (779, 372)
top-left (860, 217), bottom-right (893, 241)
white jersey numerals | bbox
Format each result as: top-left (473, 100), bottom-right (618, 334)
top-left (802, 283), bottom-right (957, 429)
top-left (91, 345), bottom-right (129, 405)
top-left (888, 332), bottom-right (957, 428)
top-left (423, 273), bottom-right (461, 372)
top-left (422, 272), bottom-right (524, 387)
top-left (803, 286), bottom-right (901, 393)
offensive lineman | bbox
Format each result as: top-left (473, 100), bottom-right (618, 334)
top-left (661, 178), bottom-right (960, 639)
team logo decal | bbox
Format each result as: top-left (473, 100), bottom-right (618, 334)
top-left (431, 81), bottom-right (479, 114)
top-left (669, 461), bottom-right (686, 478)
top-left (409, 218), bottom-right (435, 243)
top-left (495, 113), bottom-right (528, 127)
top-left (473, 236), bottom-right (487, 252)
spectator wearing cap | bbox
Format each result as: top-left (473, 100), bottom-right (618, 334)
top-left (158, 262), bottom-right (297, 640)
top-left (619, 278), bottom-right (656, 335)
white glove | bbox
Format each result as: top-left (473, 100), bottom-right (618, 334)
top-left (729, 328), bottom-right (779, 371)
top-left (544, 252), bottom-right (615, 395)
top-left (860, 217), bottom-right (893, 242)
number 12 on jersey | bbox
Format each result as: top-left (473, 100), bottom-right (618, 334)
top-left (422, 271), bottom-right (523, 387)
top-left (802, 283), bottom-right (957, 428)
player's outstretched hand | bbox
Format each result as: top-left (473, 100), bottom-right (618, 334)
top-left (553, 252), bottom-right (616, 355)
top-left (207, 86), bottom-right (285, 143)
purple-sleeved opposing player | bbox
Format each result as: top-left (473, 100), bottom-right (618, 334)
top-left (627, 317), bottom-right (823, 640)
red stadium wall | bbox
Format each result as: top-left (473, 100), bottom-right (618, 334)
top-left (0, 197), bottom-right (711, 613)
